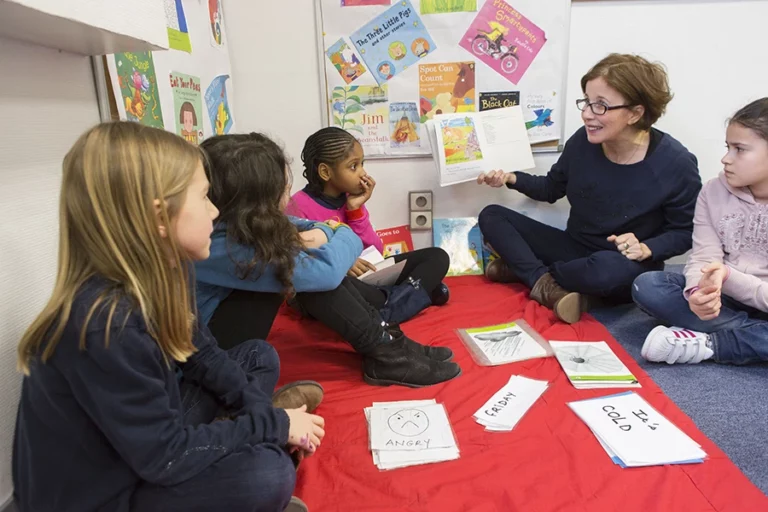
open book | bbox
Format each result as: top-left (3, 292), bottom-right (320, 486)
top-left (425, 106), bottom-right (535, 187)
top-left (358, 246), bottom-right (406, 287)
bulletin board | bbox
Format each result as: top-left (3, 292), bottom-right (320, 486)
top-left (104, 0), bottom-right (236, 142)
top-left (316, 0), bottom-right (571, 159)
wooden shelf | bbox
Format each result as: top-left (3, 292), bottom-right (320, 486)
top-left (0, 0), bottom-right (169, 55)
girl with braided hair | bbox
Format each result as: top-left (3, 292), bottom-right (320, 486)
top-left (286, 127), bottom-right (451, 318)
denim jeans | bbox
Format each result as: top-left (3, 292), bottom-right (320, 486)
top-left (130, 339), bottom-right (295, 511)
top-left (632, 271), bottom-right (768, 364)
top-left (479, 205), bottom-right (662, 301)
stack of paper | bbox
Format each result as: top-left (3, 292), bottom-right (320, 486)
top-left (473, 375), bottom-right (549, 431)
top-left (457, 320), bottom-right (552, 366)
top-left (550, 341), bottom-right (640, 389)
top-left (365, 400), bottom-right (459, 470)
top-left (568, 392), bottom-right (707, 467)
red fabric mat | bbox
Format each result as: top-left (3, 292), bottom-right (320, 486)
top-left (268, 276), bottom-right (767, 512)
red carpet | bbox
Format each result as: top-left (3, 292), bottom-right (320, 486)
top-left (268, 276), bottom-right (768, 512)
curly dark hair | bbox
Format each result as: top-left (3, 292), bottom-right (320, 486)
top-left (200, 133), bottom-right (303, 296)
top-left (300, 127), bottom-right (358, 195)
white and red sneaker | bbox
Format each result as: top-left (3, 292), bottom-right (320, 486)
top-left (641, 326), bottom-right (714, 364)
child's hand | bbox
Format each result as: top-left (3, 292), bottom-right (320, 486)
top-left (299, 228), bottom-right (328, 249)
top-left (347, 257), bottom-right (377, 277)
top-left (346, 175), bottom-right (376, 211)
top-left (285, 405), bottom-right (325, 453)
top-left (698, 261), bottom-right (728, 292)
top-left (688, 285), bottom-right (722, 321)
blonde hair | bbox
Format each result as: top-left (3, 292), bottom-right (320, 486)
top-left (581, 53), bottom-right (673, 131)
top-left (17, 122), bottom-right (202, 374)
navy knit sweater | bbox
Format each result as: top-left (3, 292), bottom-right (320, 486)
top-left (13, 278), bottom-right (289, 512)
top-left (509, 127), bottom-right (702, 261)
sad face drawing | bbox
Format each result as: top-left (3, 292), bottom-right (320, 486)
top-left (387, 409), bottom-right (430, 437)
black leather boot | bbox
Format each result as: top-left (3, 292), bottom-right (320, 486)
top-left (363, 337), bottom-right (461, 388)
top-left (387, 325), bottom-right (453, 362)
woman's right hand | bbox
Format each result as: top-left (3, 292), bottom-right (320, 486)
top-left (285, 405), bottom-right (325, 452)
top-left (477, 170), bottom-right (515, 188)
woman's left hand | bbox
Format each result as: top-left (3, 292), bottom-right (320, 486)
top-left (607, 232), bottom-right (652, 261)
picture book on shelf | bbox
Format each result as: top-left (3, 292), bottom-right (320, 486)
top-left (376, 225), bottom-right (414, 257)
top-left (432, 217), bottom-right (483, 276)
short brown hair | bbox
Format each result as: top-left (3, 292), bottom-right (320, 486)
top-left (179, 101), bottom-right (197, 124)
top-left (581, 53), bottom-right (673, 131)
top-left (730, 98), bottom-right (768, 143)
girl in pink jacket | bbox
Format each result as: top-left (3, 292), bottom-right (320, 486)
top-left (632, 98), bottom-right (768, 365)
top-left (286, 127), bottom-right (451, 316)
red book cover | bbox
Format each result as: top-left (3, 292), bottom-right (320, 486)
top-left (375, 225), bottom-right (414, 258)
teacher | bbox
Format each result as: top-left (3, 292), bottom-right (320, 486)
top-left (477, 53), bottom-right (702, 324)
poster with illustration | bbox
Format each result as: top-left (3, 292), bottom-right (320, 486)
top-left (205, 75), bottom-right (234, 136)
top-left (342, 0), bottom-right (391, 5)
top-left (113, 52), bottom-right (164, 128)
top-left (421, 0), bottom-right (476, 14)
top-left (524, 91), bottom-right (558, 144)
top-left (208, 0), bottom-right (223, 46)
top-left (326, 38), bottom-right (367, 84)
top-left (419, 62), bottom-right (476, 123)
top-left (170, 72), bottom-right (204, 144)
top-left (163, 0), bottom-right (191, 52)
top-left (459, 0), bottom-right (546, 85)
top-left (389, 102), bottom-right (420, 148)
top-left (350, 0), bottom-right (436, 86)
top-left (440, 116), bottom-right (482, 165)
top-left (332, 85), bottom-right (389, 153)
top-left (479, 91), bottom-right (520, 111)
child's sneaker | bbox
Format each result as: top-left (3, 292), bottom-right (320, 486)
top-left (641, 326), bottom-right (714, 364)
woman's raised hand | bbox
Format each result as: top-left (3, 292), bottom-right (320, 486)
top-left (477, 170), bottom-right (515, 188)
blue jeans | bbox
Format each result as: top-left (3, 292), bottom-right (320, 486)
top-left (632, 271), bottom-right (768, 364)
top-left (479, 205), bottom-right (662, 301)
top-left (130, 339), bottom-right (296, 512)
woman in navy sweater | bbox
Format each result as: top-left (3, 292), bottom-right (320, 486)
top-left (478, 54), bottom-right (702, 323)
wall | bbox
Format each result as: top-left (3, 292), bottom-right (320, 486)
top-left (225, 0), bottom-right (768, 247)
top-left (0, 37), bottom-right (100, 506)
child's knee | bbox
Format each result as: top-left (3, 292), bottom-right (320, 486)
top-left (234, 446), bottom-right (296, 510)
top-left (631, 271), bottom-right (666, 308)
top-left (239, 339), bottom-right (281, 375)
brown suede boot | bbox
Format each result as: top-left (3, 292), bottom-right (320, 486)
top-left (529, 273), bottom-right (583, 324)
top-left (484, 258), bottom-right (520, 283)
top-left (272, 381), bottom-right (324, 413)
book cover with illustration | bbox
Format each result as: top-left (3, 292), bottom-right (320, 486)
top-left (419, 61), bottom-right (476, 123)
top-left (376, 225), bottom-right (414, 257)
top-left (342, 0), bottom-right (391, 5)
top-left (170, 72), bottom-right (203, 144)
top-left (205, 74), bottom-right (233, 136)
top-left (332, 85), bottom-right (389, 151)
top-left (389, 102), bottom-right (420, 148)
top-left (208, 0), bottom-right (223, 46)
top-left (350, 0), bottom-right (436, 86)
top-left (421, 0), bottom-right (476, 14)
top-left (479, 91), bottom-right (520, 111)
top-left (439, 116), bottom-right (483, 165)
top-left (459, 0), bottom-right (546, 85)
top-left (326, 38), bottom-right (367, 84)
top-left (524, 91), bottom-right (558, 144)
top-left (433, 217), bottom-right (483, 276)
top-left (163, 0), bottom-right (191, 53)
top-left (113, 52), bottom-right (164, 129)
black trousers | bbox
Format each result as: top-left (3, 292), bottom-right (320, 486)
top-left (478, 204), bottom-right (662, 302)
top-left (208, 247), bottom-right (449, 350)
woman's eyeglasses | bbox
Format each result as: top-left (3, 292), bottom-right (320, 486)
top-left (576, 98), bottom-right (634, 115)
